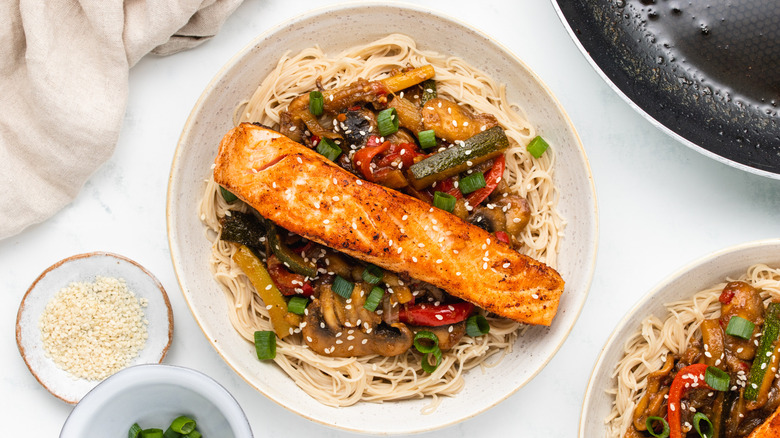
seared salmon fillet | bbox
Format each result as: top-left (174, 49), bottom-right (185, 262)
top-left (749, 405), bottom-right (780, 437)
top-left (213, 123), bottom-right (565, 325)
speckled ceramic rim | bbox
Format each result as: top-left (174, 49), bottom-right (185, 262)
top-left (168, 1), bottom-right (597, 434)
top-left (59, 364), bottom-right (254, 437)
top-left (578, 238), bottom-right (780, 436)
top-left (15, 251), bottom-right (173, 404)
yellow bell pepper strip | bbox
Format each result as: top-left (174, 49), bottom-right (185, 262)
top-left (232, 245), bottom-right (297, 338)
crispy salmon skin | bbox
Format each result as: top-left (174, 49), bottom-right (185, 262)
top-left (213, 123), bottom-right (565, 325)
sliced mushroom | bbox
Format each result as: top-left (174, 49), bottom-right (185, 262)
top-left (495, 195), bottom-right (531, 243)
top-left (720, 281), bottom-right (764, 361)
top-left (388, 96), bottom-right (423, 133)
top-left (341, 108), bottom-right (377, 148)
top-left (468, 206), bottom-right (507, 233)
top-left (302, 299), bottom-right (413, 357)
top-left (421, 98), bottom-right (498, 142)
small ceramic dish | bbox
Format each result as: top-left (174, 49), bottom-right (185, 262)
top-left (60, 364), bottom-right (253, 438)
top-left (16, 252), bottom-right (173, 404)
top-left (580, 238), bottom-right (780, 437)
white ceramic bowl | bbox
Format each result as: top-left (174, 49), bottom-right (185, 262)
top-left (60, 364), bottom-right (253, 438)
top-left (580, 238), bottom-right (780, 437)
top-left (168, 3), bottom-right (598, 434)
top-left (15, 252), bottom-right (173, 404)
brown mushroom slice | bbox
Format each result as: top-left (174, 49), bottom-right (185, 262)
top-left (720, 281), bottom-right (765, 361)
top-left (468, 206), bottom-right (507, 234)
top-left (495, 195), bottom-right (531, 243)
top-left (388, 96), bottom-right (423, 133)
top-left (421, 98), bottom-right (498, 142)
top-left (302, 299), bottom-right (413, 357)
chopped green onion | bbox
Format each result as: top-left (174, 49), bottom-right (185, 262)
top-left (692, 412), bottom-right (713, 438)
top-left (220, 186), bottom-right (238, 203)
top-left (163, 427), bottom-right (181, 438)
top-left (420, 347), bottom-right (443, 373)
top-left (466, 315), bottom-right (490, 337)
top-left (363, 286), bottom-right (385, 312)
top-left (309, 91), bottom-right (324, 116)
top-left (418, 129), bottom-right (437, 149)
top-left (725, 315), bottom-right (755, 340)
top-left (526, 136), bottom-right (549, 158)
top-left (129, 423), bottom-right (143, 438)
top-left (433, 191), bottom-right (456, 212)
top-left (459, 172), bottom-right (486, 194)
top-left (254, 330), bottom-right (276, 360)
top-left (142, 429), bottom-right (164, 438)
top-left (287, 296), bottom-right (309, 315)
top-left (316, 137), bottom-right (342, 162)
top-left (362, 264), bottom-right (384, 284)
top-left (413, 331), bottom-right (439, 354)
top-left (377, 108), bottom-right (399, 136)
top-left (332, 275), bottom-right (354, 299)
top-left (183, 432), bottom-right (201, 438)
top-left (645, 416), bottom-right (670, 438)
top-left (170, 416), bottom-right (195, 434)
top-left (704, 366), bottom-right (730, 391)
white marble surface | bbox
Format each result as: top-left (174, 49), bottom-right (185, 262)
top-left (2, 0), bottom-right (779, 436)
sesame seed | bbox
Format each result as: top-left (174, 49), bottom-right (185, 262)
top-left (297, 156), bottom-right (303, 164)
top-left (38, 276), bottom-right (148, 380)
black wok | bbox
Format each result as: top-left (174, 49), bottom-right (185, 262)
top-left (553, 0), bottom-right (780, 179)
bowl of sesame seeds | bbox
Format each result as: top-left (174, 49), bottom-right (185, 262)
top-left (15, 252), bottom-right (173, 404)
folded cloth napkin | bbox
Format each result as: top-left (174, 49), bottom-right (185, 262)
top-left (0, 0), bottom-right (243, 240)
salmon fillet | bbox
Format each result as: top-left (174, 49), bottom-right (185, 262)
top-left (749, 404), bottom-right (780, 437)
top-left (213, 123), bottom-right (565, 325)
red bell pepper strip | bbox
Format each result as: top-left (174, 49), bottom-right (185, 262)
top-left (465, 155), bottom-right (505, 206)
top-left (266, 255), bottom-right (314, 297)
top-left (377, 142), bottom-right (424, 169)
top-left (435, 177), bottom-right (463, 199)
top-left (399, 302), bottom-right (474, 326)
top-left (353, 136), bottom-right (391, 181)
top-left (668, 363), bottom-right (712, 438)
top-left (495, 231), bottom-right (510, 244)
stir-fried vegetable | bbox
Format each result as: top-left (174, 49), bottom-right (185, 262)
top-left (232, 245), bottom-right (298, 338)
top-left (465, 155), bottom-right (505, 206)
top-left (266, 223), bottom-right (317, 278)
top-left (745, 302), bottom-right (780, 401)
top-left (406, 126), bottom-right (508, 190)
top-left (466, 315), bottom-right (490, 336)
top-left (399, 302), bottom-right (474, 326)
top-left (254, 330), bottom-right (276, 360)
top-left (219, 210), bottom-right (266, 248)
top-left (420, 78), bottom-right (437, 105)
top-left (667, 363), bottom-right (714, 438)
top-left (380, 64), bottom-right (435, 93)
top-left (526, 135), bottom-right (549, 158)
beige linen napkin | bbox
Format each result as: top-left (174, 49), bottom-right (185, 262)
top-left (0, 0), bottom-right (243, 240)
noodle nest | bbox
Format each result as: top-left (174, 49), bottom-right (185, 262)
top-left (198, 34), bottom-right (564, 409)
top-left (606, 264), bottom-right (780, 436)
